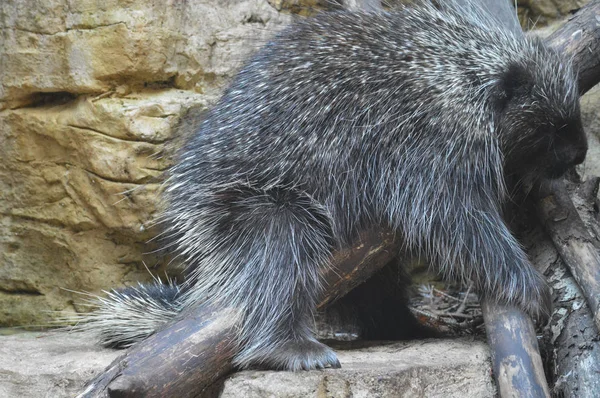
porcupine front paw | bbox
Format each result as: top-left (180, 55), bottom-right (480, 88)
top-left (262, 339), bottom-right (341, 371)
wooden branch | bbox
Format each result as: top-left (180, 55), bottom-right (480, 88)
top-left (539, 226), bottom-right (600, 398)
top-left (481, 302), bottom-right (550, 398)
top-left (481, 257), bottom-right (549, 395)
top-left (535, 179), bottom-right (600, 331)
top-left (550, 298), bottom-right (600, 397)
top-left (79, 230), bottom-right (398, 398)
top-left (318, 230), bottom-right (396, 308)
top-left (547, 1), bottom-right (600, 95)
top-left (78, 306), bottom-right (238, 398)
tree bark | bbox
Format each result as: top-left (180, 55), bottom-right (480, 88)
top-left (528, 5), bottom-right (600, 395)
top-left (481, 302), bottom-right (551, 398)
top-left (538, 222), bottom-right (600, 398)
top-left (547, 3), bottom-right (600, 95)
top-left (535, 179), bottom-right (600, 331)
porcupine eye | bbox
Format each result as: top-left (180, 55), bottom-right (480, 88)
top-left (492, 63), bottom-right (533, 114)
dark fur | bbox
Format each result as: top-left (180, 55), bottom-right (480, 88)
top-left (81, 3), bottom-right (587, 371)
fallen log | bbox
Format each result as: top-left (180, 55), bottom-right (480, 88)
top-left (528, 10), bottom-right (600, 395)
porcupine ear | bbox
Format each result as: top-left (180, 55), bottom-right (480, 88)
top-left (492, 62), bottom-right (534, 112)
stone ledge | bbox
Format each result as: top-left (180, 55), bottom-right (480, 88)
top-left (0, 332), bottom-right (495, 397)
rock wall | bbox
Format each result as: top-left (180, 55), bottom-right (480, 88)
top-left (517, 0), bottom-right (589, 28)
top-left (0, 0), bottom-right (292, 326)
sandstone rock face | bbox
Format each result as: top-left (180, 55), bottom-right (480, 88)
top-left (0, 0), bottom-right (291, 326)
top-left (517, 0), bottom-right (589, 27)
top-left (0, 0), bottom-right (290, 109)
top-left (0, 332), bottom-right (495, 398)
top-left (0, 90), bottom-right (206, 325)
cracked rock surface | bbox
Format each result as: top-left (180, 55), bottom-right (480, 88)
top-left (0, 332), bottom-right (495, 398)
top-left (0, 0), bottom-right (290, 326)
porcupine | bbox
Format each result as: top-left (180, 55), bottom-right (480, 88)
top-left (80, 1), bottom-right (587, 370)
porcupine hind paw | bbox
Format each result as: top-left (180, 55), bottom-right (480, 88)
top-left (260, 339), bottom-right (341, 371)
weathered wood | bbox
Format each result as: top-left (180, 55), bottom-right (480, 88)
top-left (78, 306), bottom-right (238, 398)
top-left (550, 301), bottom-right (600, 398)
top-left (318, 230), bottom-right (396, 308)
top-left (79, 230), bottom-right (398, 398)
top-left (528, 2), bottom-right (600, 395)
top-left (540, 229), bottom-right (600, 398)
top-left (533, 0), bottom-right (600, 337)
top-left (481, 301), bottom-right (550, 398)
top-left (527, 2), bottom-right (600, 393)
top-left (535, 179), bottom-right (600, 332)
top-left (547, 1), bottom-right (600, 95)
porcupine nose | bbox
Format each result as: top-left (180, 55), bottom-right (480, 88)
top-left (572, 144), bottom-right (587, 165)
